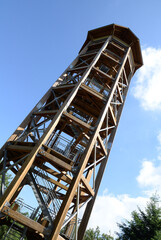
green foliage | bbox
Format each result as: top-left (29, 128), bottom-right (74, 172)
top-left (152, 230), bottom-right (161, 240)
top-left (0, 225), bottom-right (8, 239)
top-left (0, 172), bottom-right (12, 189)
top-left (0, 173), bottom-right (26, 240)
top-left (0, 173), bottom-right (11, 238)
top-left (117, 195), bottom-right (161, 240)
top-left (84, 226), bottom-right (114, 240)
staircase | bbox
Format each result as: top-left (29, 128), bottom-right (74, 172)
top-left (2, 221), bottom-right (26, 240)
top-left (32, 166), bottom-right (62, 220)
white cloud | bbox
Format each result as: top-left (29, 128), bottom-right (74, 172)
top-left (137, 160), bottom-right (161, 192)
top-left (132, 47), bottom-right (161, 111)
top-left (87, 130), bottom-right (161, 237)
top-left (88, 193), bottom-right (148, 237)
top-left (87, 159), bottom-right (159, 236)
top-left (136, 130), bottom-right (161, 196)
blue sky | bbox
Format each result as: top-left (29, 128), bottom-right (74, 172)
top-left (1, 0), bottom-right (161, 237)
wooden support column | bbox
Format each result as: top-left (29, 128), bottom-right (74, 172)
top-left (78, 64), bottom-right (135, 240)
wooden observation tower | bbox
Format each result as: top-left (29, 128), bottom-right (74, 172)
top-left (0, 24), bottom-right (143, 240)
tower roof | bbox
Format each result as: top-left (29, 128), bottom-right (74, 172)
top-left (80, 24), bottom-right (143, 70)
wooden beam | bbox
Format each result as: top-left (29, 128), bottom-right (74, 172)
top-left (84, 91), bottom-right (101, 112)
top-left (57, 235), bottom-right (66, 240)
top-left (7, 145), bottom-right (33, 153)
top-left (42, 145), bottom-right (71, 165)
top-left (111, 41), bottom-right (126, 52)
top-left (32, 169), bottom-right (69, 191)
top-left (117, 85), bottom-right (123, 103)
top-left (109, 106), bottom-right (116, 126)
top-left (123, 68), bottom-right (128, 86)
top-left (104, 48), bottom-right (121, 61)
top-left (81, 175), bottom-right (94, 196)
top-left (33, 169), bottom-right (88, 197)
top-left (67, 65), bottom-right (88, 72)
top-left (33, 110), bottom-right (58, 116)
top-left (97, 134), bottom-right (107, 156)
top-left (36, 164), bottom-right (72, 184)
top-left (93, 66), bottom-right (115, 82)
top-left (81, 83), bottom-right (106, 101)
top-left (102, 51), bottom-right (120, 65)
top-left (52, 84), bottom-right (76, 90)
top-left (1, 206), bottom-right (48, 235)
top-left (79, 51), bottom-right (97, 58)
top-left (63, 111), bottom-right (94, 131)
top-left (38, 149), bottom-right (72, 172)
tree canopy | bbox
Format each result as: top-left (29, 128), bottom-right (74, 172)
top-left (84, 226), bottom-right (113, 240)
top-left (116, 195), bottom-right (161, 240)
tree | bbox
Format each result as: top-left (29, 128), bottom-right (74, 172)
top-left (0, 173), bottom-right (27, 240)
top-left (117, 195), bottom-right (161, 240)
top-left (152, 231), bottom-right (161, 240)
top-left (0, 172), bottom-right (12, 189)
top-left (0, 173), bottom-right (12, 238)
top-left (84, 226), bottom-right (113, 240)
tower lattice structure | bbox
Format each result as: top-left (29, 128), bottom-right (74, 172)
top-left (0, 24), bottom-right (143, 240)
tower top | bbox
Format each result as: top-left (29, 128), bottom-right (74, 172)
top-left (80, 23), bottom-right (143, 70)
